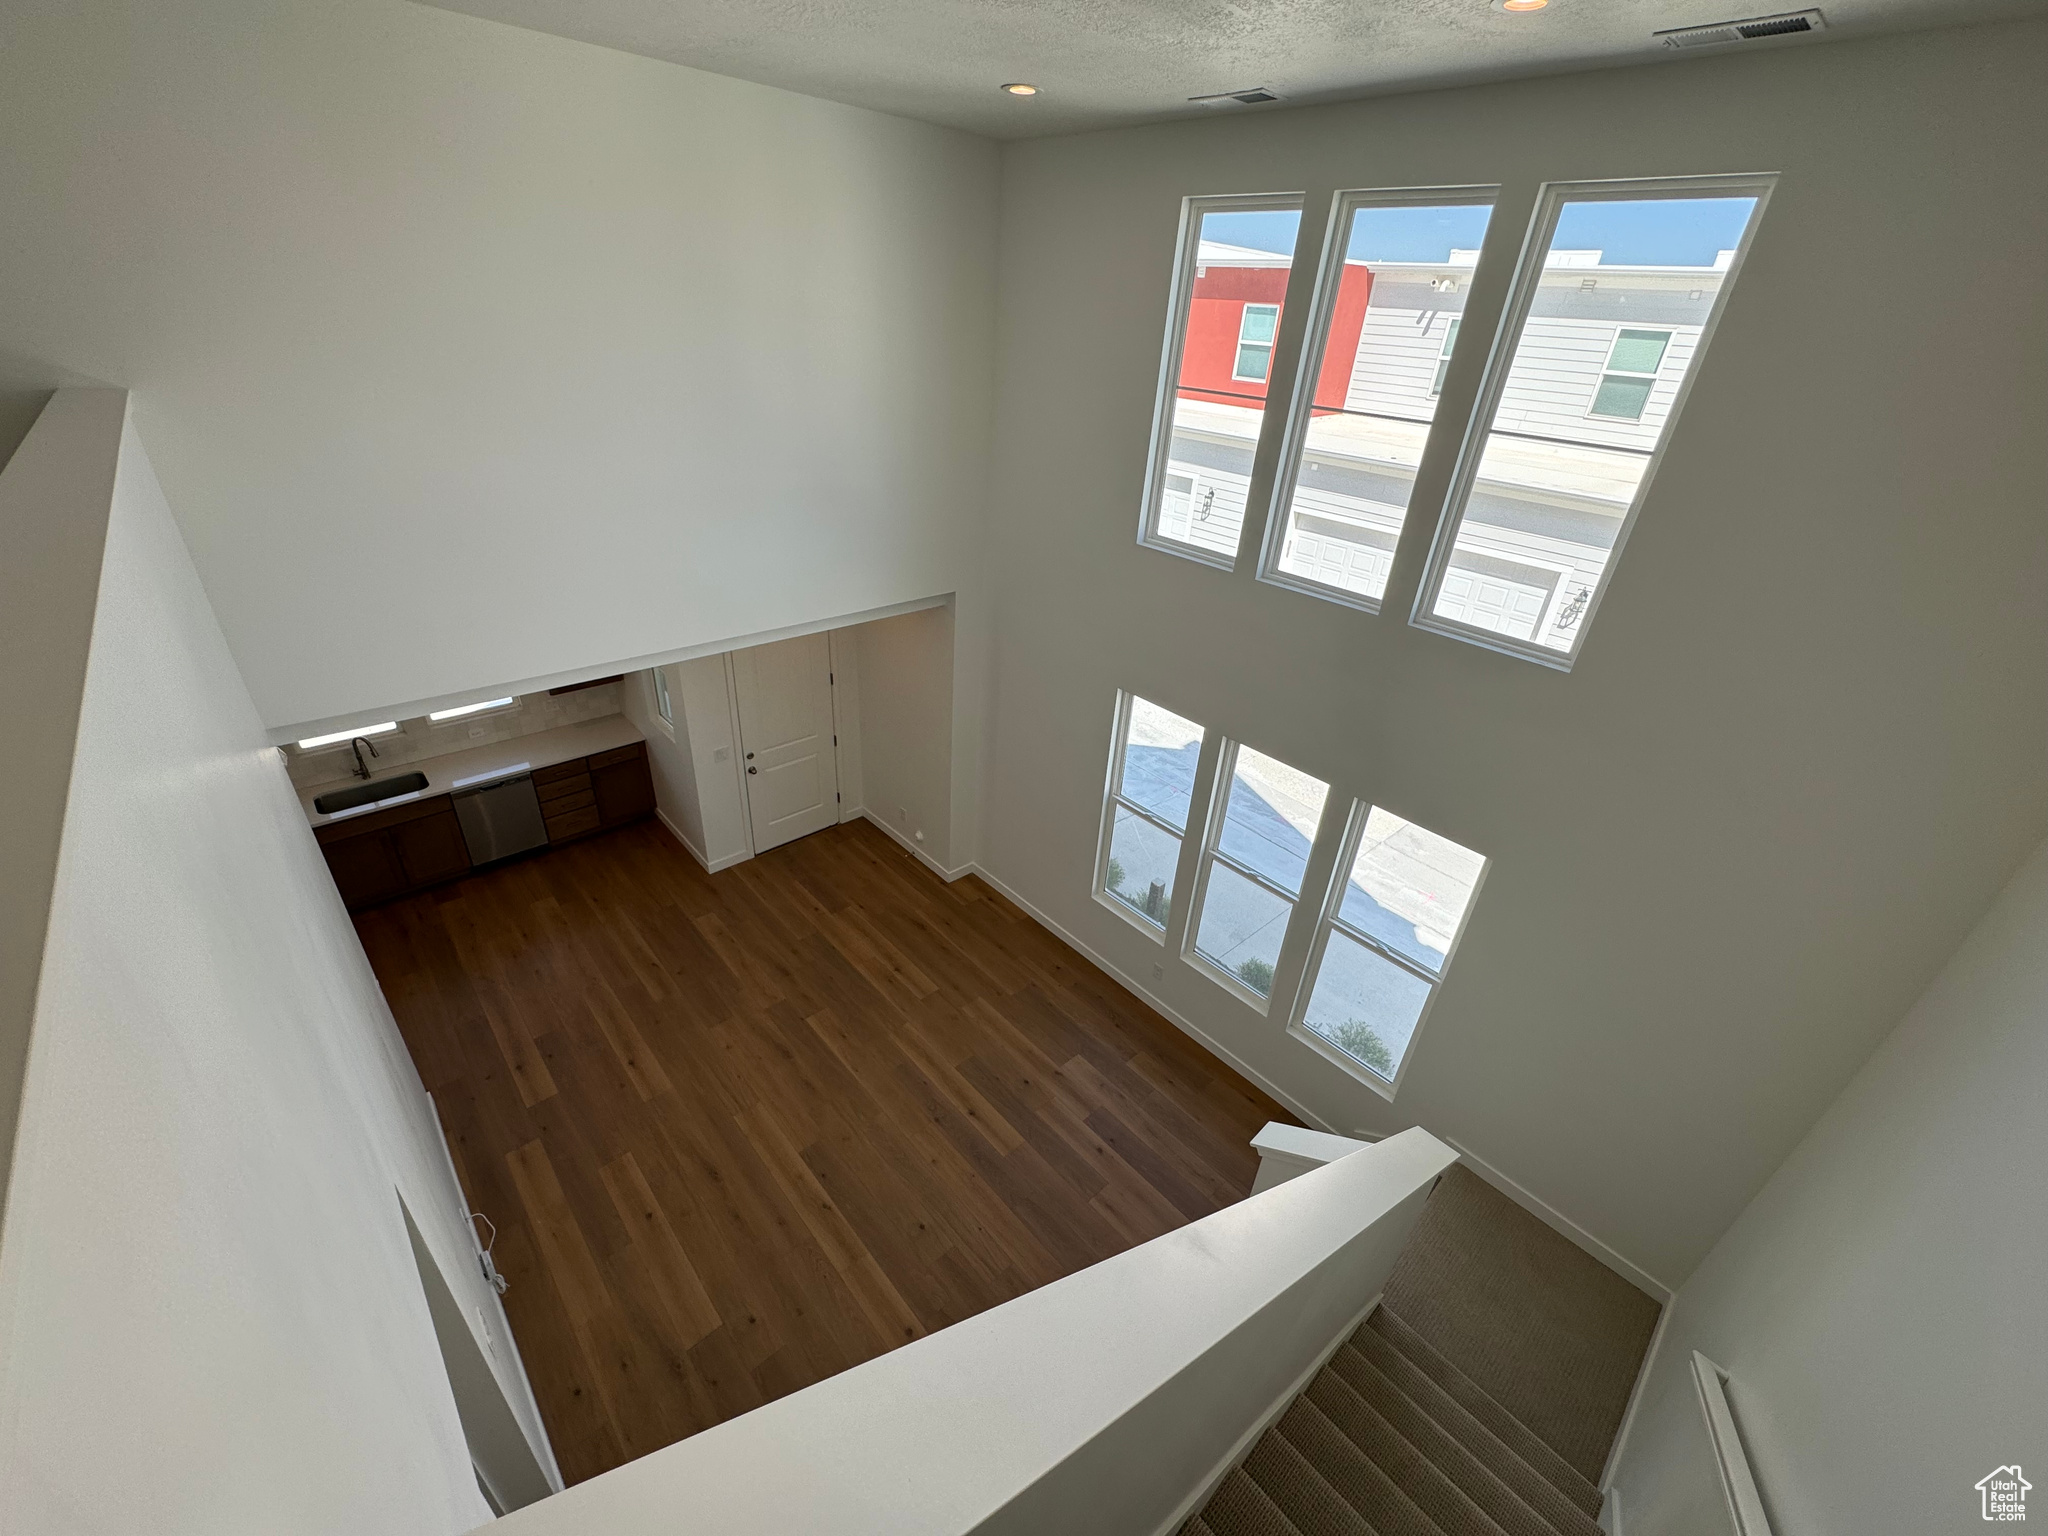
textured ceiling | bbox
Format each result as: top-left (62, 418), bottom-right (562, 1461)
top-left (415, 0), bottom-right (2020, 138)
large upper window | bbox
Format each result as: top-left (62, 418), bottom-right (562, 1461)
top-left (1096, 693), bottom-right (1206, 936)
top-left (1140, 195), bottom-right (1304, 565)
top-left (1293, 805), bottom-right (1485, 1095)
top-left (1187, 744), bottom-right (1330, 1008)
top-left (1415, 175), bottom-right (1773, 664)
top-left (1261, 189), bottom-right (1497, 610)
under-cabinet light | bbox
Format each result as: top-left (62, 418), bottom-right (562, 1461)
top-left (429, 697), bottom-right (517, 722)
top-left (296, 722), bottom-right (399, 750)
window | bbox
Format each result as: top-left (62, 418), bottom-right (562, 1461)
top-left (1588, 328), bottom-right (1672, 420)
top-left (650, 668), bottom-right (673, 726)
top-left (1416, 174), bottom-right (1773, 664)
top-left (1096, 693), bottom-right (1206, 936)
top-left (1187, 743), bottom-right (1330, 1007)
top-left (1293, 805), bottom-right (1485, 1095)
top-left (1430, 317), bottom-right (1462, 397)
top-left (1260, 189), bottom-right (1497, 610)
top-left (296, 721), bottom-right (399, 750)
top-left (1233, 304), bottom-right (1280, 380)
top-left (428, 696), bottom-right (516, 722)
top-left (1139, 194), bottom-right (1304, 566)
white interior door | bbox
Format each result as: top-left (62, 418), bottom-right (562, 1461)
top-left (732, 633), bottom-right (839, 854)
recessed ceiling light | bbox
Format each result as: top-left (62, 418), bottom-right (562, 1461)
top-left (1002, 82), bottom-right (1040, 96)
top-left (1500, 0), bottom-right (1548, 10)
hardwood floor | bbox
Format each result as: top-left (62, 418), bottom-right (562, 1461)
top-left (358, 815), bottom-right (1294, 1485)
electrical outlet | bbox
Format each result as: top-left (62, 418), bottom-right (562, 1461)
top-left (1151, 963), bottom-right (1164, 980)
top-left (468, 726), bottom-right (486, 739)
top-left (898, 805), bottom-right (909, 824)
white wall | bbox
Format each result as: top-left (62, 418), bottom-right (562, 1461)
top-left (855, 606), bottom-right (960, 870)
top-left (1609, 832), bottom-right (2048, 1534)
top-left (980, 20), bottom-right (2048, 1287)
top-left (0, 0), bottom-right (997, 738)
top-left (0, 395), bottom-right (542, 1533)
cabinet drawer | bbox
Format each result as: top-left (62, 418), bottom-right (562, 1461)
top-left (588, 741), bottom-right (645, 771)
top-left (545, 806), bottom-right (601, 842)
top-left (533, 758), bottom-right (589, 786)
top-left (541, 787), bottom-right (594, 817)
top-left (537, 771), bottom-right (591, 804)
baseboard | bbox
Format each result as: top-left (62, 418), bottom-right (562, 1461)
top-left (862, 809), bottom-right (975, 883)
top-left (1598, 1485), bottom-right (1623, 1535)
top-left (967, 864), bottom-right (1337, 1135)
top-left (1147, 1293), bottom-right (1382, 1536)
top-left (1598, 1288), bottom-right (1676, 1493)
top-left (655, 809), bottom-right (749, 874)
top-left (1442, 1134), bottom-right (1674, 1304)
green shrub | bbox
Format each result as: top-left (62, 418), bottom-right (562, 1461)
top-left (1106, 857), bottom-right (1126, 892)
top-left (1235, 956), bottom-right (1275, 995)
top-left (1326, 1019), bottom-right (1394, 1076)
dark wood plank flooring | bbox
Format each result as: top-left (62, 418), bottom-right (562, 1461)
top-left (358, 817), bottom-right (1293, 1485)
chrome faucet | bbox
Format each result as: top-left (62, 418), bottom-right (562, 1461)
top-left (349, 736), bottom-right (380, 781)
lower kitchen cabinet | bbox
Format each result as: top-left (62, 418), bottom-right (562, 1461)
top-left (315, 738), bottom-right (657, 911)
top-left (316, 797), bottom-right (472, 911)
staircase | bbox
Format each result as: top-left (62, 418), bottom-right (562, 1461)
top-left (1182, 1306), bottom-right (1604, 1536)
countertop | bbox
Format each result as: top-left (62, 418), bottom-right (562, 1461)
top-left (298, 714), bottom-right (645, 829)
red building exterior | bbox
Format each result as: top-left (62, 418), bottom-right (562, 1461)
top-left (1177, 259), bottom-right (1374, 415)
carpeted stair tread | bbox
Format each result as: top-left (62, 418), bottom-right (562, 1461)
top-left (1182, 1521), bottom-right (1219, 1536)
top-left (1325, 1342), bottom-right (1594, 1536)
top-left (1244, 1425), bottom-right (1381, 1536)
top-left (1201, 1466), bottom-right (1305, 1536)
top-left (1271, 1396), bottom-right (1446, 1536)
top-left (1367, 1310), bottom-right (1601, 1517)
top-left (1302, 1367), bottom-right (1509, 1536)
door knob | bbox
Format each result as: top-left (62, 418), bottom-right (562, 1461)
top-left (747, 765), bottom-right (757, 774)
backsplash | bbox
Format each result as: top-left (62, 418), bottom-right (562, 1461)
top-left (286, 683), bottom-right (624, 789)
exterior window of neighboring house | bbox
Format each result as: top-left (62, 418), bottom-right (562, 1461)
top-left (1096, 693), bottom-right (1207, 937)
top-left (1292, 805), bottom-right (1485, 1095)
top-left (651, 667), bottom-right (673, 726)
top-left (1186, 743), bottom-right (1330, 1011)
top-left (1138, 193), bottom-right (1304, 567)
top-left (1588, 328), bottom-right (1672, 420)
top-left (1430, 317), bottom-right (1462, 396)
top-left (1259, 188), bottom-right (1497, 613)
top-left (1415, 174), bottom-right (1773, 666)
top-left (1233, 304), bottom-right (1280, 380)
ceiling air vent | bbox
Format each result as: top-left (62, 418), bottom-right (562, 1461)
top-left (1655, 8), bottom-right (1824, 48)
top-left (1189, 86), bottom-right (1283, 106)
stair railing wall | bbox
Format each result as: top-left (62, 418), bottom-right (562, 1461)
top-left (484, 1126), bottom-right (1460, 1536)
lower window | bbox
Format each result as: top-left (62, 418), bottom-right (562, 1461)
top-left (1096, 693), bottom-right (1207, 935)
top-left (1292, 804), bottom-right (1485, 1093)
top-left (1187, 743), bottom-right (1331, 1008)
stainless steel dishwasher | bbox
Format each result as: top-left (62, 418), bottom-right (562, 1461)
top-left (451, 770), bottom-right (549, 866)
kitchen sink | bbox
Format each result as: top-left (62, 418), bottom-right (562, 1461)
top-left (314, 772), bottom-right (431, 815)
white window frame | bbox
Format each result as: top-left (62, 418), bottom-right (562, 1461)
top-left (1093, 691), bottom-right (1203, 943)
top-left (1255, 184), bottom-right (1500, 616)
top-left (1412, 172), bottom-right (1776, 671)
top-left (650, 667), bottom-right (674, 726)
top-left (1585, 326), bottom-right (1674, 421)
top-left (1179, 739), bottom-right (1328, 1015)
top-left (1287, 801), bottom-right (1490, 1101)
top-left (1231, 302), bottom-right (1281, 382)
top-left (1137, 190), bottom-right (1305, 572)
top-left (428, 696), bottom-right (517, 724)
top-left (1430, 316), bottom-right (1462, 397)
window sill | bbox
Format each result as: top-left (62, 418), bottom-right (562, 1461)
top-left (1093, 886), bottom-right (1169, 945)
top-left (1288, 1020), bottom-right (1402, 1102)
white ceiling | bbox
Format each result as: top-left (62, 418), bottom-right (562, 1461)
top-left (417, 0), bottom-right (2018, 138)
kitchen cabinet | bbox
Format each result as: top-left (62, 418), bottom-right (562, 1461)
top-left (537, 740), bottom-right (653, 845)
top-left (316, 796), bottom-right (471, 911)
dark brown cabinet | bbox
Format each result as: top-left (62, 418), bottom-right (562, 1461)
top-left (315, 738), bottom-right (655, 911)
top-left (591, 747), bottom-right (656, 827)
top-left (316, 797), bottom-right (471, 912)
top-left (538, 740), bottom-right (653, 845)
